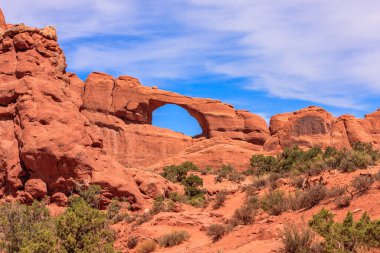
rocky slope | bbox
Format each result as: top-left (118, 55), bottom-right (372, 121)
top-left (0, 8), bottom-right (380, 207)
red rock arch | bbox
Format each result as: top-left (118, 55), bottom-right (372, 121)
top-left (147, 99), bottom-right (210, 138)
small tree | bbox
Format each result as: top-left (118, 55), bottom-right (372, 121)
top-left (56, 197), bottom-right (117, 253)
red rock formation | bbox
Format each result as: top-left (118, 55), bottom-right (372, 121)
top-left (0, 21), bottom-right (180, 208)
top-left (1, 9), bottom-right (380, 206)
top-left (264, 106), bottom-right (380, 151)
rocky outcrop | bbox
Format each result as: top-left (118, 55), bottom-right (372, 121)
top-left (264, 106), bottom-right (380, 151)
top-left (0, 13), bottom-right (180, 208)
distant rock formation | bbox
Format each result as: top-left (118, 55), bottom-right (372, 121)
top-left (0, 8), bottom-right (379, 204)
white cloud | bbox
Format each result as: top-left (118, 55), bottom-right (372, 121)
top-left (3, 0), bottom-right (380, 109)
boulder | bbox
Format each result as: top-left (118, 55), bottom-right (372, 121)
top-left (25, 179), bottom-right (47, 199)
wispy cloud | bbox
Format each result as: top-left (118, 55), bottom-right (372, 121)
top-left (3, 0), bottom-right (380, 110)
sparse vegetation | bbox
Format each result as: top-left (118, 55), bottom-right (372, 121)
top-left (213, 190), bottom-right (228, 209)
top-left (261, 190), bottom-right (289, 215)
top-left (230, 196), bottom-right (259, 226)
top-left (249, 143), bottom-right (379, 176)
top-left (159, 230), bottom-right (190, 247)
top-left (351, 175), bottom-right (374, 194)
top-left (282, 223), bottom-right (318, 253)
top-left (161, 161), bottom-right (199, 183)
top-left (207, 224), bottom-right (228, 242)
top-left (136, 239), bottom-right (157, 253)
top-left (309, 209), bottom-right (380, 252)
top-left (334, 195), bottom-right (351, 209)
top-left (215, 164), bottom-right (245, 183)
top-left (327, 185), bottom-right (346, 198)
top-left (127, 236), bottom-right (139, 249)
top-left (296, 184), bottom-right (327, 210)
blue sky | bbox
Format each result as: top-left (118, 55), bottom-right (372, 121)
top-left (3, 1), bottom-right (380, 136)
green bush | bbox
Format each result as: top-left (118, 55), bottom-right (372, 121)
top-left (107, 199), bottom-right (121, 221)
top-left (214, 164), bottom-right (243, 183)
top-left (261, 190), bottom-right (288, 215)
top-left (249, 154), bottom-right (278, 176)
top-left (159, 230), bottom-right (190, 247)
top-left (0, 201), bottom-right (58, 253)
top-left (56, 197), bottom-right (117, 253)
top-left (187, 195), bottom-right (206, 208)
top-left (77, 184), bottom-right (102, 208)
top-left (182, 174), bottom-right (203, 187)
top-left (249, 143), bottom-right (379, 176)
top-left (309, 209), bottom-right (380, 252)
top-left (161, 165), bottom-right (189, 183)
top-left (206, 224), bottom-right (227, 242)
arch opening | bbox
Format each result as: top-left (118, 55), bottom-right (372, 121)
top-left (148, 101), bottom-right (207, 138)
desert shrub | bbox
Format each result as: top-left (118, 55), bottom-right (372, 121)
top-left (228, 171), bottom-right (246, 183)
top-left (309, 209), bottom-right (380, 252)
top-left (261, 190), bottom-right (289, 215)
top-left (282, 223), bottom-right (318, 253)
top-left (168, 192), bottom-right (184, 202)
top-left (214, 164), bottom-right (235, 183)
top-left (250, 154), bottom-right (278, 176)
top-left (107, 199), bottom-right (121, 221)
top-left (136, 239), bottom-right (157, 253)
top-left (230, 197), bottom-right (259, 226)
top-left (126, 236), bottom-right (139, 249)
top-left (250, 177), bottom-right (268, 190)
top-left (77, 184), bottom-right (102, 208)
top-left (327, 185), bottom-right (346, 198)
top-left (214, 164), bottom-right (244, 183)
top-left (334, 195), bottom-right (351, 209)
top-left (296, 185), bottom-right (327, 210)
top-left (161, 165), bottom-right (189, 183)
top-left (268, 173), bottom-right (281, 189)
top-left (134, 212), bottom-right (153, 226)
top-left (250, 143), bottom-right (379, 177)
top-left (187, 196), bottom-right (207, 208)
top-left (207, 224), bottom-right (227, 242)
top-left (159, 230), bottom-right (190, 247)
top-left (56, 197), bottom-right (117, 253)
top-left (0, 201), bottom-right (58, 253)
top-left (151, 195), bottom-right (176, 214)
top-left (180, 173), bottom-right (207, 207)
top-left (200, 167), bottom-right (213, 175)
top-left (352, 142), bottom-right (380, 160)
top-left (291, 176), bottom-right (305, 189)
top-left (213, 190), bottom-right (228, 209)
top-left (182, 174), bottom-right (203, 187)
top-left (180, 161), bottom-right (199, 171)
top-left (351, 175), bottom-right (374, 194)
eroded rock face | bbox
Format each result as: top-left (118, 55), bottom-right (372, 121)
top-left (0, 18), bottom-right (181, 208)
top-left (264, 106), bottom-right (380, 151)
